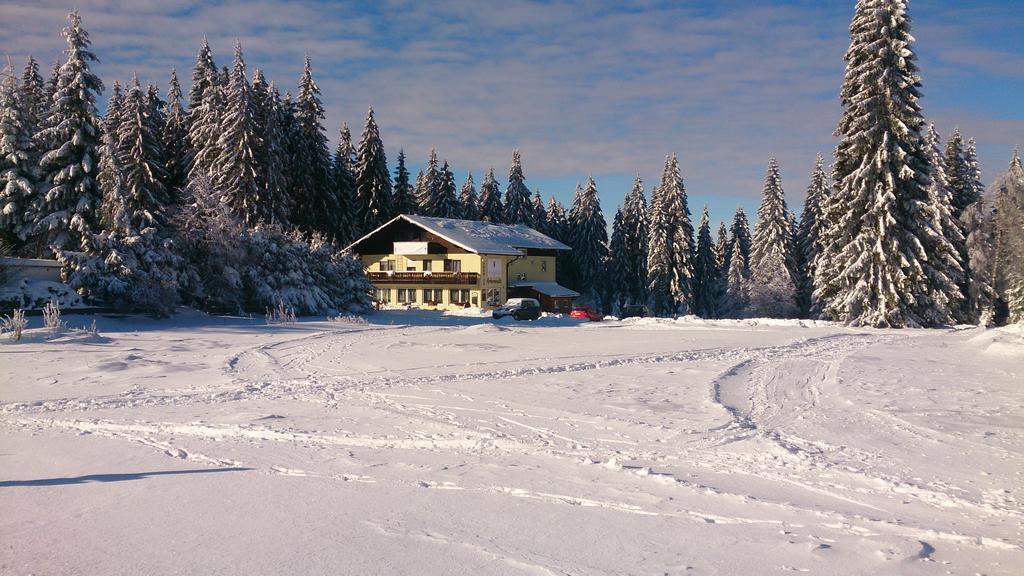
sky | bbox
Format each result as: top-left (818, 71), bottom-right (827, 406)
top-left (2, 0), bottom-right (1022, 228)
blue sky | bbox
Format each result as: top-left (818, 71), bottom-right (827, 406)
top-left (2, 0), bottom-right (1021, 228)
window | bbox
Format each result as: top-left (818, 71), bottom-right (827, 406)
top-left (443, 259), bottom-right (461, 273)
top-left (397, 288), bottom-right (417, 303)
top-left (422, 289), bottom-right (443, 304)
top-left (471, 294), bottom-right (479, 306)
top-left (374, 288), bottom-right (391, 303)
top-left (450, 289), bottom-right (470, 305)
top-left (379, 259), bottom-right (395, 272)
top-left (484, 288), bottom-right (501, 307)
top-left (423, 260), bottom-right (433, 272)
top-left (405, 261), bottom-right (417, 271)
top-left (486, 258), bottom-right (501, 279)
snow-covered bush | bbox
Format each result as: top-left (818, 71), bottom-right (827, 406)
top-left (1, 308), bottom-right (26, 341)
top-left (175, 177), bottom-right (373, 316)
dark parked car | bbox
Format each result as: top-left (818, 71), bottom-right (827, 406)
top-left (492, 298), bottom-right (542, 321)
top-left (620, 304), bottom-right (649, 319)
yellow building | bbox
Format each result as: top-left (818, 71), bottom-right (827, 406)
top-left (347, 214), bottom-right (579, 312)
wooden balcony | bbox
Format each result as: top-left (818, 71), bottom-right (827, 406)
top-left (367, 271), bottom-right (479, 285)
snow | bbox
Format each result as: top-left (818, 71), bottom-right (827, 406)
top-left (2, 310), bottom-right (1022, 575)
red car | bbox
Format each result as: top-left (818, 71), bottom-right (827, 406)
top-left (570, 305), bottom-right (604, 321)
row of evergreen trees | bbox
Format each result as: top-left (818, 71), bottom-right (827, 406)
top-left (0, 5), bottom-right (1021, 325)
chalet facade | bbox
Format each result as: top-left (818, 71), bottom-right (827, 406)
top-left (347, 215), bottom-right (579, 312)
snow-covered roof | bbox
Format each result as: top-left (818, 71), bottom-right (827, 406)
top-left (349, 214), bottom-right (570, 256)
top-left (509, 281), bottom-right (580, 298)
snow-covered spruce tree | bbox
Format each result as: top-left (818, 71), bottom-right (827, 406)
top-left (607, 208), bottom-right (627, 311)
top-left (720, 241), bottom-right (749, 318)
top-left (530, 189), bottom-right (547, 232)
top-left (421, 155), bottom-right (459, 218)
top-left (714, 221), bottom-right (729, 274)
top-left (989, 151), bottom-right (1024, 323)
top-left (354, 107), bottom-right (393, 231)
top-left (429, 160), bottom-right (459, 219)
top-left (570, 176), bottom-right (609, 306)
top-left (796, 154), bottom-right (831, 317)
top-left (546, 195), bottom-right (574, 288)
top-left (747, 157), bottom-right (797, 318)
top-left (19, 57), bottom-right (47, 137)
top-left (392, 149), bottom-right (414, 217)
top-left (252, 74), bottom-right (289, 227)
top-left (416, 149), bottom-right (440, 214)
top-left (116, 76), bottom-right (170, 232)
top-left (162, 69), bottom-right (189, 196)
top-left (961, 195), bottom-right (997, 324)
top-left (816, 0), bottom-right (954, 328)
top-left (460, 173), bottom-right (479, 220)
top-left (0, 65), bottom-right (39, 247)
top-left (615, 174), bottom-right (649, 307)
top-left (34, 11), bottom-right (104, 253)
top-left (503, 150), bottom-right (532, 225)
top-left (647, 154), bottom-right (695, 316)
top-left (186, 39), bottom-right (222, 182)
top-left (330, 122), bottom-right (358, 243)
top-left (294, 57), bottom-right (340, 237)
top-left (214, 43), bottom-right (260, 226)
top-left (944, 128), bottom-right (982, 220)
top-left (689, 205), bottom-right (718, 318)
top-left (477, 168), bottom-right (502, 222)
top-left (921, 123), bottom-right (967, 323)
top-left (145, 84), bottom-right (166, 158)
top-left (728, 206), bottom-right (752, 275)
top-left (56, 105), bottom-right (180, 317)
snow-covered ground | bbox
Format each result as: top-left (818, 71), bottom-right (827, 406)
top-left (2, 311), bottom-right (1022, 575)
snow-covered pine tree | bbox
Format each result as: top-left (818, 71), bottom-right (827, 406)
top-left (530, 189), bottom-right (546, 232)
top-left (428, 160), bottom-right (459, 219)
top-left (961, 195), bottom-right (997, 324)
top-left (922, 123), bottom-right (967, 323)
top-left (796, 153), bottom-right (830, 317)
top-left (816, 0), bottom-right (952, 327)
top-left (412, 169), bottom-right (425, 215)
top-left (19, 57), bottom-right (47, 136)
top-left (116, 75), bottom-right (169, 232)
top-left (477, 168), bottom-right (502, 222)
top-left (728, 206), bottom-right (752, 275)
top-left (162, 69), bottom-right (189, 196)
top-left (570, 176), bottom-right (609, 305)
top-left (294, 57), bottom-right (339, 236)
top-left (990, 150), bottom-right (1024, 324)
top-left (251, 74), bottom-right (288, 226)
top-left (692, 205), bottom-right (721, 318)
top-left (417, 149), bottom-right (440, 214)
top-left (214, 43), bottom-right (260, 226)
top-left (647, 154), bottom-right (695, 316)
top-left (747, 157), bottom-right (797, 318)
top-left (330, 122), bottom-right (358, 242)
top-left (720, 241), bottom-right (749, 318)
top-left (57, 89), bottom-right (180, 317)
top-left (944, 128), bottom-right (981, 220)
top-left (354, 107), bottom-right (393, 231)
top-left (0, 65), bottom-right (38, 246)
top-left (460, 173), bottom-right (479, 220)
top-left (546, 195), bottom-right (573, 288)
top-left (617, 174), bottom-right (649, 307)
top-left (607, 208), bottom-right (627, 311)
top-left (392, 149), bottom-right (414, 217)
top-left (714, 222), bottom-right (729, 274)
top-left (145, 84), bottom-right (166, 151)
top-left (34, 11), bottom-right (105, 252)
top-left (186, 39), bottom-right (222, 182)
top-left (503, 150), bottom-right (532, 225)
top-left (965, 138), bottom-right (985, 207)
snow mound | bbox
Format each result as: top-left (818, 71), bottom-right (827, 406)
top-left (968, 324), bottom-right (1024, 357)
top-left (617, 315), bottom-right (838, 330)
top-left (0, 279), bottom-right (85, 310)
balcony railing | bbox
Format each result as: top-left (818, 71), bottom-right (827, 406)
top-left (367, 271), bottom-right (479, 285)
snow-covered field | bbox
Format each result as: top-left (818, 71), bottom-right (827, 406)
top-left (2, 311), bottom-right (1022, 575)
